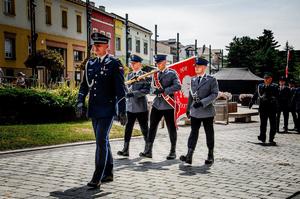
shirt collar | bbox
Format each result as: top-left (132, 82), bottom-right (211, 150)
top-left (97, 53), bottom-right (108, 62)
top-left (133, 70), bottom-right (142, 75)
top-left (197, 73), bottom-right (206, 78)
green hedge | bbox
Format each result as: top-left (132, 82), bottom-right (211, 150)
top-left (0, 86), bottom-right (81, 124)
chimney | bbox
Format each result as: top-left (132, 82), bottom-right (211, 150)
top-left (99, 6), bottom-right (105, 11)
top-left (89, 1), bottom-right (95, 7)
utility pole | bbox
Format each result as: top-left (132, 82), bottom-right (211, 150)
top-left (154, 24), bottom-right (158, 55)
top-left (125, 14), bottom-right (129, 66)
top-left (209, 45), bottom-right (212, 74)
top-left (30, 0), bottom-right (37, 76)
top-left (176, 33), bottom-right (179, 62)
top-left (221, 49), bottom-right (224, 68)
top-left (86, 0), bottom-right (92, 58)
top-left (194, 39), bottom-right (197, 56)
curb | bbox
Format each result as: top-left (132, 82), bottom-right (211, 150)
top-left (0, 136), bottom-right (143, 156)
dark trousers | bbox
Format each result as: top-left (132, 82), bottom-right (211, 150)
top-left (148, 107), bottom-right (177, 147)
top-left (291, 111), bottom-right (298, 129)
top-left (260, 111), bottom-right (276, 141)
top-left (188, 117), bottom-right (215, 150)
top-left (276, 107), bottom-right (289, 131)
top-left (91, 117), bottom-right (114, 182)
top-left (297, 111), bottom-right (300, 131)
top-left (124, 111), bottom-right (149, 142)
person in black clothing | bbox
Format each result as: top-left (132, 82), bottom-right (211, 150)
top-left (276, 76), bottom-right (290, 133)
top-left (295, 87), bottom-right (300, 133)
top-left (289, 80), bottom-right (298, 132)
top-left (249, 73), bottom-right (279, 145)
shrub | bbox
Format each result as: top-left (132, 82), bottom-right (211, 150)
top-left (0, 87), bottom-right (79, 124)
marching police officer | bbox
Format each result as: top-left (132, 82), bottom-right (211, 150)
top-left (249, 73), bottom-right (278, 145)
top-left (117, 54), bottom-right (151, 156)
top-left (76, 32), bottom-right (127, 188)
top-left (180, 57), bottom-right (219, 165)
top-left (295, 86), bottom-right (300, 133)
top-left (139, 54), bottom-right (181, 159)
top-left (289, 80), bottom-right (299, 132)
top-left (277, 76), bottom-right (291, 133)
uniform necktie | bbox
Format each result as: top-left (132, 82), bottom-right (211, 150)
top-left (198, 76), bottom-right (202, 84)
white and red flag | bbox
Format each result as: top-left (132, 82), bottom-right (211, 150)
top-left (285, 50), bottom-right (291, 78)
top-left (168, 56), bottom-right (196, 122)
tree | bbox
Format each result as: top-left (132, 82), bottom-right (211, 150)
top-left (25, 49), bottom-right (64, 83)
top-left (226, 36), bottom-right (258, 71)
top-left (226, 29), bottom-right (282, 79)
top-left (255, 29), bottom-right (281, 77)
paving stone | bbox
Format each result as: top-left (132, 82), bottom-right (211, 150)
top-left (0, 116), bottom-right (299, 198)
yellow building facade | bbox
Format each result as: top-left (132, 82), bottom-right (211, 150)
top-left (113, 18), bottom-right (126, 65)
top-left (0, 0), bottom-right (87, 82)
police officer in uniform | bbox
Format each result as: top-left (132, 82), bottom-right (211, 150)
top-left (289, 80), bottom-right (298, 131)
top-left (249, 73), bottom-right (278, 145)
top-left (295, 86), bottom-right (300, 133)
top-left (139, 54), bottom-right (181, 159)
top-left (180, 57), bottom-right (219, 165)
top-left (277, 76), bottom-right (291, 133)
top-left (76, 32), bottom-right (127, 188)
top-left (117, 54), bottom-right (151, 156)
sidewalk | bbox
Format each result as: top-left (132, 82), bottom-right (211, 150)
top-left (0, 115), bottom-right (299, 199)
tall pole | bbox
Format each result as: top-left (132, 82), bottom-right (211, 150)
top-left (221, 49), bottom-right (224, 68)
top-left (86, 0), bottom-right (92, 58)
top-left (176, 33), bottom-right (179, 62)
top-left (125, 14), bottom-right (129, 67)
top-left (154, 24), bottom-right (158, 55)
top-left (209, 45), bottom-right (211, 74)
top-left (194, 39), bottom-right (197, 56)
top-left (30, 0), bottom-right (37, 76)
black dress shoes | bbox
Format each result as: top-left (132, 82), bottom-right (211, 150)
top-left (101, 175), bottom-right (114, 183)
top-left (87, 180), bottom-right (101, 188)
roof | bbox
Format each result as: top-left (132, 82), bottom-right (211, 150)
top-left (110, 13), bottom-right (152, 34)
top-left (213, 68), bottom-right (263, 81)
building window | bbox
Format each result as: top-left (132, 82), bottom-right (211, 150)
top-left (4, 33), bottom-right (16, 59)
top-left (76, 15), bottom-right (82, 33)
top-left (62, 10), bottom-right (68, 28)
top-left (144, 42), bottom-right (148, 55)
top-left (92, 28), bottom-right (98, 33)
top-left (45, 5), bottom-right (51, 25)
top-left (116, 37), bottom-right (121, 51)
top-left (136, 39), bottom-right (140, 53)
top-left (3, 0), bottom-right (15, 15)
top-left (74, 50), bottom-right (84, 61)
top-left (128, 37), bottom-right (132, 51)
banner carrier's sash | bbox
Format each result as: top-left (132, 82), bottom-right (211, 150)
top-left (153, 72), bottom-right (177, 109)
top-left (153, 71), bottom-right (179, 128)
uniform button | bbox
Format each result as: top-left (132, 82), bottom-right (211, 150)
top-left (94, 88), bottom-right (96, 90)
top-left (95, 81), bottom-right (97, 83)
top-left (94, 94), bottom-right (96, 96)
top-left (95, 74), bottom-right (98, 77)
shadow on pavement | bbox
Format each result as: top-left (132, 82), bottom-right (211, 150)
top-left (114, 157), bottom-right (181, 172)
top-left (178, 163), bottom-right (211, 176)
top-left (50, 185), bottom-right (111, 199)
top-left (247, 141), bottom-right (278, 147)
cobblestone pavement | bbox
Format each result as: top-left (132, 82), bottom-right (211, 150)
top-left (0, 115), bottom-right (299, 199)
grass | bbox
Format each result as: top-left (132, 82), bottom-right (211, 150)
top-left (0, 121), bottom-right (141, 151)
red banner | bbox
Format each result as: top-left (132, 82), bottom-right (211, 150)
top-left (168, 56), bottom-right (196, 121)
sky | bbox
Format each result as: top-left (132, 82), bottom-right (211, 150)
top-left (93, 0), bottom-right (300, 51)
